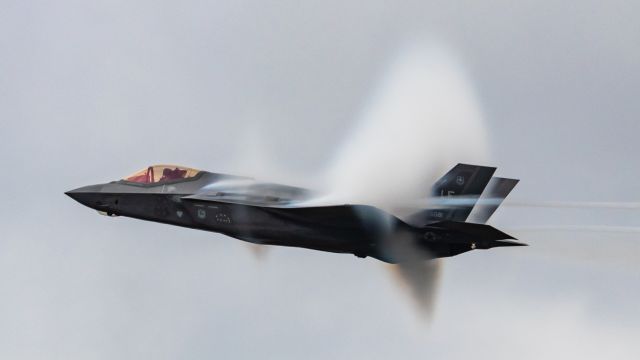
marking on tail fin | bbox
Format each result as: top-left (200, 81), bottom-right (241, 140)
top-left (405, 164), bottom-right (496, 226)
top-left (429, 164), bottom-right (495, 222)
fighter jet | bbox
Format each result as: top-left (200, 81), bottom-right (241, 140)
top-left (66, 163), bottom-right (525, 263)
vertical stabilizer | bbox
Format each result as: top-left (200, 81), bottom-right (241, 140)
top-left (405, 164), bottom-right (495, 226)
top-left (467, 177), bottom-right (519, 223)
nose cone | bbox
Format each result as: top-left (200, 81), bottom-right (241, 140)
top-left (65, 184), bottom-right (106, 209)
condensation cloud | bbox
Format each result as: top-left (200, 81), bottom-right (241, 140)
top-left (323, 42), bottom-right (489, 214)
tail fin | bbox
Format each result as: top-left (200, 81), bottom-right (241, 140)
top-left (467, 177), bottom-right (519, 224)
top-left (405, 164), bottom-right (495, 226)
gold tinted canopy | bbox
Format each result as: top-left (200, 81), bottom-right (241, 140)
top-left (124, 165), bottom-right (200, 184)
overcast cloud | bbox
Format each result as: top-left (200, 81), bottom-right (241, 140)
top-left (1, 1), bottom-right (639, 359)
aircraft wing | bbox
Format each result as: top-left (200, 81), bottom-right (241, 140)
top-left (182, 192), bottom-right (402, 230)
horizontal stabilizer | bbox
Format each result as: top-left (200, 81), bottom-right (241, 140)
top-left (425, 220), bottom-right (527, 248)
top-left (427, 220), bottom-right (517, 241)
top-left (491, 240), bottom-right (528, 247)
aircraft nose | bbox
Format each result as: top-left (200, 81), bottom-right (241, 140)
top-left (65, 184), bottom-right (105, 208)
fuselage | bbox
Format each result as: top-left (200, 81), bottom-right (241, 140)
top-left (65, 171), bottom-right (410, 262)
top-left (66, 166), bottom-right (523, 263)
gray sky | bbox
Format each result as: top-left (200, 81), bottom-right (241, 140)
top-left (1, 1), bottom-right (639, 359)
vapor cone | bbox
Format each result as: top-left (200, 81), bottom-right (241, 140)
top-left (324, 41), bottom-right (489, 215)
top-left (324, 41), bottom-right (490, 318)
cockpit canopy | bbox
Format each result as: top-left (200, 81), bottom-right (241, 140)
top-left (124, 165), bottom-right (201, 184)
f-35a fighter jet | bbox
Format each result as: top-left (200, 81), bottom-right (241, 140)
top-left (66, 164), bottom-right (525, 263)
